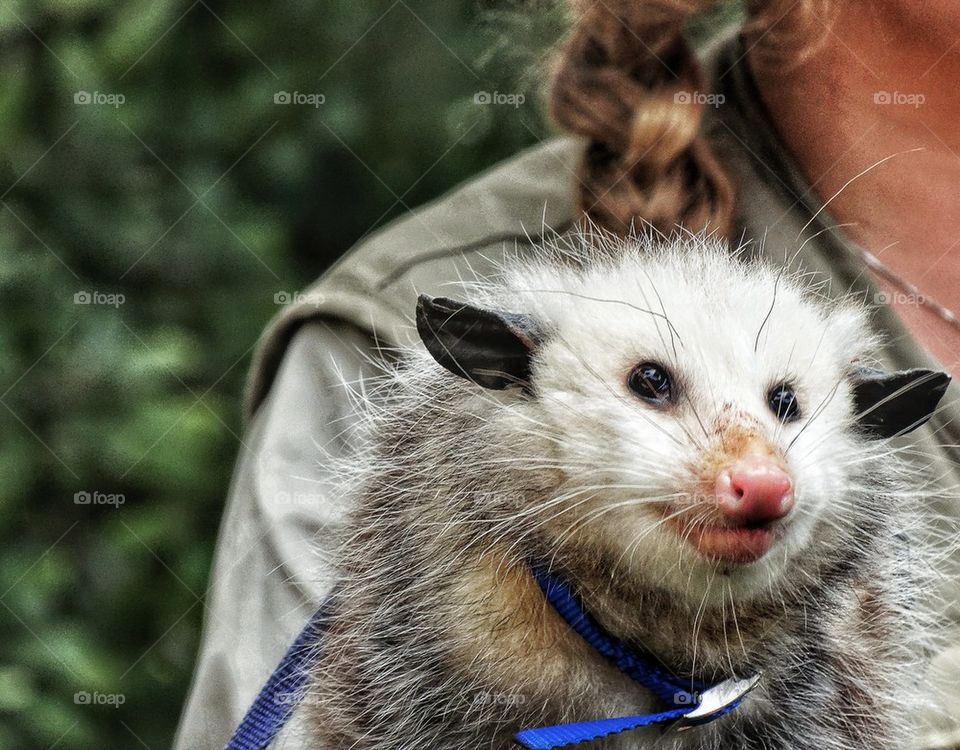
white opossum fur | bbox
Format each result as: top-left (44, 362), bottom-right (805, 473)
top-left (306, 232), bottom-right (952, 749)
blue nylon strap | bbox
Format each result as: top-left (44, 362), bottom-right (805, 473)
top-left (226, 569), bottom-right (752, 750)
top-left (528, 567), bottom-right (703, 705)
top-left (513, 568), bottom-right (739, 749)
top-left (513, 707), bottom-right (691, 750)
top-left (513, 698), bottom-right (748, 749)
top-left (225, 602), bottom-right (331, 750)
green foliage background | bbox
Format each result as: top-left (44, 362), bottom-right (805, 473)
top-left (0, 1), bottom-right (565, 747)
top-left (0, 0), bottom-right (747, 745)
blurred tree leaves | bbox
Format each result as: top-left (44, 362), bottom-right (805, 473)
top-left (0, 1), bottom-right (557, 747)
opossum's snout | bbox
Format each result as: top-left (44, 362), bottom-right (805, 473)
top-left (672, 436), bottom-right (796, 565)
top-left (714, 456), bottom-right (794, 526)
top-left (688, 455), bottom-right (795, 564)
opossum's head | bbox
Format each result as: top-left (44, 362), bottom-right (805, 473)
top-left (416, 240), bottom-right (949, 603)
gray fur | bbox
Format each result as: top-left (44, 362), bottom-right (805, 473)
top-left (305, 234), bottom-right (946, 749)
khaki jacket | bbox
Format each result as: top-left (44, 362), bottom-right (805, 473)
top-left (175, 36), bottom-right (960, 750)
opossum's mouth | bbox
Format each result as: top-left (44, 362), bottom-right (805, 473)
top-left (665, 508), bottom-right (782, 564)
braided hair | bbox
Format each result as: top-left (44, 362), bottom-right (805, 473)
top-left (549, 0), bottom-right (831, 237)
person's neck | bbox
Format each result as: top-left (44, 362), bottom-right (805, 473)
top-left (747, 2), bottom-right (960, 372)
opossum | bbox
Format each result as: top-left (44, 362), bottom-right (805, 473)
top-left (306, 233), bottom-right (951, 749)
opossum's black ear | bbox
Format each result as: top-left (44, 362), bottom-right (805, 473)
top-left (416, 295), bottom-right (542, 391)
top-left (851, 367), bottom-right (950, 438)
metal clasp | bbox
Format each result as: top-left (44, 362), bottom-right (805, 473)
top-left (676, 673), bottom-right (762, 730)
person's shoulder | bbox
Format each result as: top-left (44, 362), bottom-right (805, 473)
top-left (245, 136), bottom-right (582, 417)
top-left (325, 135), bottom-right (582, 288)
top-left (303, 135), bottom-right (582, 339)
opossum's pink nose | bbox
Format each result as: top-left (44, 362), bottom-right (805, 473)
top-left (715, 459), bottom-right (794, 525)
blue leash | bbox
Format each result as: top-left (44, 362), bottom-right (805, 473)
top-left (528, 567), bottom-right (707, 705)
top-left (513, 568), bottom-right (760, 749)
top-left (226, 570), bottom-right (760, 749)
top-left (225, 602), bottom-right (331, 750)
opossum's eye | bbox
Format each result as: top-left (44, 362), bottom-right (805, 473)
top-left (768, 384), bottom-right (800, 422)
top-left (628, 362), bottom-right (673, 405)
